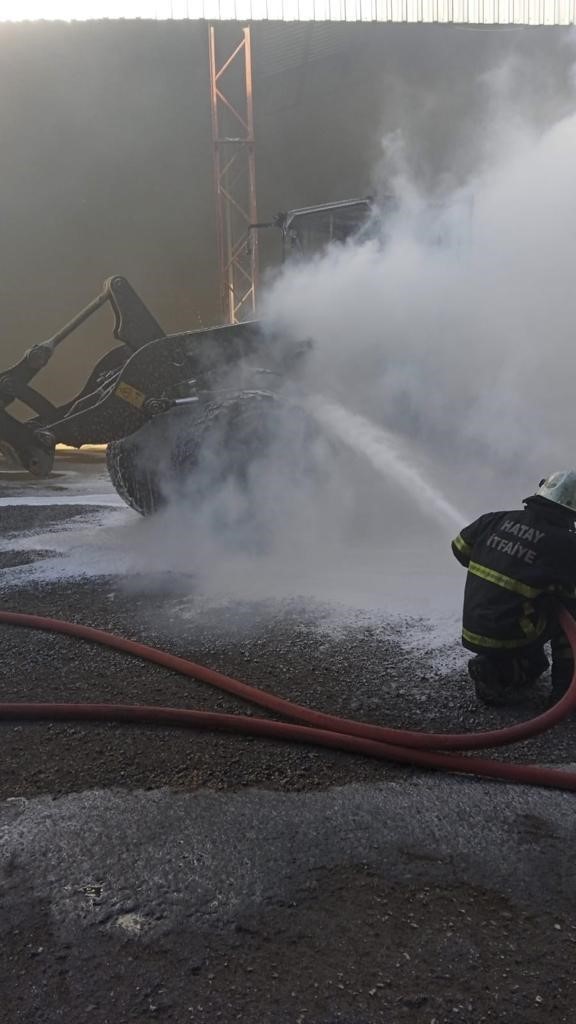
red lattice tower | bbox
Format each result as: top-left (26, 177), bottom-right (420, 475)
top-left (209, 25), bottom-right (259, 324)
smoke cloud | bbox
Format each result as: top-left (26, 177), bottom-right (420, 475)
top-left (262, 98), bottom-right (576, 513)
top-left (120, 60), bottom-right (576, 627)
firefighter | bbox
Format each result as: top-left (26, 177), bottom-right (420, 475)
top-left (452, 471), bottom-right (576, 707)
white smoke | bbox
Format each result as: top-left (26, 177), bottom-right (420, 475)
top-left (114, 85), bottom-right (576, 625)
top-left (261, 106), bottom-right (576, 515)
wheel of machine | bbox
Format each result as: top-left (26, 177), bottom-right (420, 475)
top-left (170, 390), bottom-right (282, 496)
top-left (106, 390), bottom-right (285, 516)
top-left (106, 425), bottom-right (166, 516)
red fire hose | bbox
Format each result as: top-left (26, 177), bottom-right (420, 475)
top-left (1, 607), bottom-right (576, 792)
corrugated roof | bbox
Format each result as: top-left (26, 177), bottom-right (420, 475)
top-left (3, 0), bottom-right (575, 24)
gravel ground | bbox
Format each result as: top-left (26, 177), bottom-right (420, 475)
top-left (1, 470), bottom-right (576, 1023)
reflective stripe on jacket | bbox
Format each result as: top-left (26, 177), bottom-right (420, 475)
top-left (452, 496), bottom-right (576, 653)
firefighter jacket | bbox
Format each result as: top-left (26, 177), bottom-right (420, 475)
top-left (451, 496), bottom-right (576, 653)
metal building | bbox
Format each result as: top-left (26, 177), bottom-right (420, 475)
top-left (4, 0), bottom-right (573, 320)
top-left (4, 0), bottom-right (576, 23)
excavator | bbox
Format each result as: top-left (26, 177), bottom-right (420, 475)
top-left (0, 197), bottom-right (371, 514)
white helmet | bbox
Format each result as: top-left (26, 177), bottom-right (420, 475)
top-left (535, 470), bottom-right (576, 512)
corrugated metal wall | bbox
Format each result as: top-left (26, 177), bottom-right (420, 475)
top-left (5, 0), bottom-right (576, 24)
top-left (195, 0), bottom-right (576, 23)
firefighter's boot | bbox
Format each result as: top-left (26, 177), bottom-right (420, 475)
top-left (468, 651), bottom-right (548, 707)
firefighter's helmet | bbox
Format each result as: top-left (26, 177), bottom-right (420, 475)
top-left (535, 471), bottom-right (576, 512)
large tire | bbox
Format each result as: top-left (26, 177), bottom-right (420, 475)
top-left (106, 431), bottom-right (163, 516)
top-left (106, 390), bottom-right (283, 516)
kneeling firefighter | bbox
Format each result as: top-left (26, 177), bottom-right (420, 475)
top-left (452, 471), bottom-right (576, 707)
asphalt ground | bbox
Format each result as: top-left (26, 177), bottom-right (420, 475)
top-left (1, 452), bottom-right (576, 1024)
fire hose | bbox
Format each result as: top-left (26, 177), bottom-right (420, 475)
top-left (1, 607), bottom-right (576, 792)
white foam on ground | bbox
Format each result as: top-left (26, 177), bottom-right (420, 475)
top-left (1, 484), bottom-right (465, 672)
top-left (283, 593), bottom-right (465, 672)
top-left (0, 453), bottom-right (114, 500)
top-left (1, 505), bottom-right (136, 581)
top-left (0, 494), bottom-right (125, 507)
